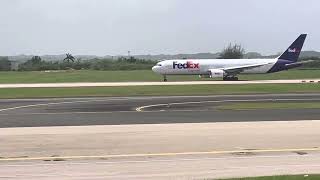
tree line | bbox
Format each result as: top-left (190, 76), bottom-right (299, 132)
top-left (17, 55), bottom-right (155, 71)
top-left (1, 45), bottom-right (320, 71)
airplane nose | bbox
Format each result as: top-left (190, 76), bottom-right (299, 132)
top-left (152, 66), bottom-right (157, 72)
top-left (152, 66), bottom-right (161, 74)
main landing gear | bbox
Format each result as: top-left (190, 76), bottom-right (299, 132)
top-left (223, 76), bottom-right (239, 81)
top-left (163, 75), bottom-right (168, 82)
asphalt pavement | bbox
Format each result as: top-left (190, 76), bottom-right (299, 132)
top-left (0, 93), bottom-right (320, 128)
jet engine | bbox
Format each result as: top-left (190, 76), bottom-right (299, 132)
top-left (209, 69), bottom-right (225, 78)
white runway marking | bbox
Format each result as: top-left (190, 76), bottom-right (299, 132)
top-left (0, 96), bottom-right (318, 113)
top-left (136, 98), bottom-right (320, 111)
top-left (0, 98), bottom-right (130, 113)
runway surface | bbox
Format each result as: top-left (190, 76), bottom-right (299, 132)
top-left (0, 79), bottom-right (319, 88)
top-left (1, 151), bottom-right (320, 179)
top-left (1, 122), bottom-right (320, 179)
top-left (0, 93), bottom-right (320, 128)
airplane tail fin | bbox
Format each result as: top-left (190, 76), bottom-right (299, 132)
top-left (278, 34), bottom-right (307, 62)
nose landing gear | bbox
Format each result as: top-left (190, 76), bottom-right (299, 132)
top-left (163, 75), bottom-right (168, 82)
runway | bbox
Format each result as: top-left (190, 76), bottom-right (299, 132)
top-left (0, 93), bottom-right (320, 128)
top-left (0, 79), bottom-right (319, 88)
top-left (1, 150), bottom-right (320, 179)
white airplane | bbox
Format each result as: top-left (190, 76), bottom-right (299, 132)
top-left (152, 34), bottom-right (311, 81)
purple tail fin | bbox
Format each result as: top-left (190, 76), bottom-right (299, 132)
top-left (278, 34), bottom-right (307, 62)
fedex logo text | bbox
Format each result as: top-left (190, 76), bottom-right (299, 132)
top-left (173, 61), bottom-right (200, 69)
top-left (288, 48), bottom-right (300, 53)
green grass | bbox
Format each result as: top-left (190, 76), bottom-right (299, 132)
top-left (218, 102), bottom-right (320, 110)
top-left (219, 174), bottom-right (320, 180)
top-left (239, 69), bottom-right (320, 80)
top-left (0, 84), bottom-right (319, 99)
top-left (0, 70), bottom-right (189, 83)
top-left (0, 69), bottom-right (318, 84)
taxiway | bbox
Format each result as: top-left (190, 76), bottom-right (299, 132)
top-left (0, 94), bottom-right (320, 128)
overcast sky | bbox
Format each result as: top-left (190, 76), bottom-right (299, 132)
top-left (0, 0), bottom-right (319, 56)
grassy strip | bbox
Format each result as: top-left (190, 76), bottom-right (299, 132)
top-left (219, 174), bottom-right (320, 180)
top-left (0, 84), bottom-right (319, 99)
top-left (218, 102), bottom-right (320, 110)
top-left (0, 69), bottom-right (318, 83)
top-left (240, 69), bottom-right (320, 80)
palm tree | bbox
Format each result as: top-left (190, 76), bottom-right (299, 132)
top-left (64, 53), bottom-right (75, 63)
top-left (31, 56), bottom-right (42, 64)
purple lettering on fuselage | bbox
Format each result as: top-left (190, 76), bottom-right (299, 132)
top-left (173, 61), bottom-right (199, 69)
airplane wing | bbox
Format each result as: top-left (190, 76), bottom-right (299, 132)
top-left (220, 62), bottom-right (274, 74)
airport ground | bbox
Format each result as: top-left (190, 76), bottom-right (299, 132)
top-left (1, 121), bottom-right (320, 179)
top-left (0, 69), bottom-right (318, 99)
top-left (0, 69), bottom-right (319, 83)
top-left (0, 94), bottom-right (320, 127)
top-left (0, 69), bottom-right (319, 179)
top-left (0, 94), bottom-right (320, 179)
top-left (0, 83), bottom-right (320, 98)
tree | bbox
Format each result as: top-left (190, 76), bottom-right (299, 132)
top-left (219, 43), bottom-right (245, 59)
top-left (64, 53), bottom-right (75, 63)
top-left (18, 56), bottom-right (42, 71)
top-left (31, 56), bottom-right (42, 64)
top-left (0, 56), bottom-right (11, 71)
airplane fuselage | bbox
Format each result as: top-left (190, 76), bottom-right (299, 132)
top-left (152, 58), bottom-right (277, 75)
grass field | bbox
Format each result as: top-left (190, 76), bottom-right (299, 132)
top-left (220, 174), bottom-right (320, 180)
top-left (0, 69), bottom-right (319, 83)
top-left (0, 83), bottom-right (319, 99)
top-left (218, 102), bottom-right (320, 110)
top-left (0, 69), bottom-right (318, 98)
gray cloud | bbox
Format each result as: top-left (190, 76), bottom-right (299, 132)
top-left (0, 0), bottom-right (319, 56)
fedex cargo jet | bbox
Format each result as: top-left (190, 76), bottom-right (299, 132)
top-left (152, 34), bottom-right (311, 81)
